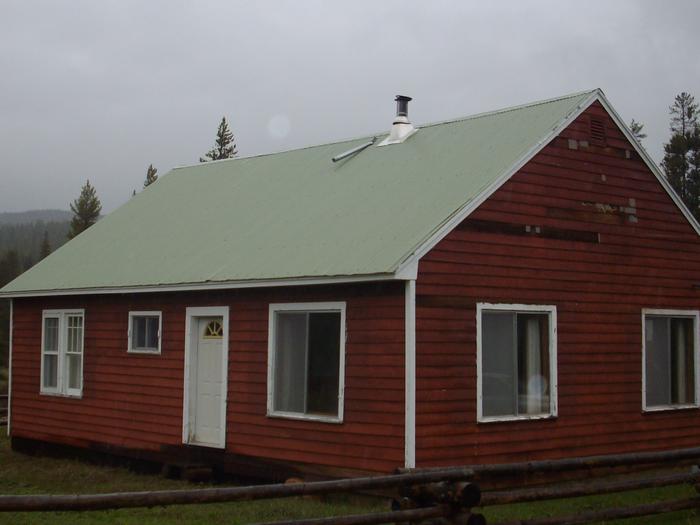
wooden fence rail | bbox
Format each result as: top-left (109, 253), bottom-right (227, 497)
top-left (480, 470), bottom-right (700, 506)
top-left (2, 444), bottom-right (700, 524)
top-left (0, 468), bottom-right (475, 512)
top-left (399, 445), bottom-right (700, 477)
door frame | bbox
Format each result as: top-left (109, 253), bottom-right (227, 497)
top-left (182, 306), bottom-right (230, 449)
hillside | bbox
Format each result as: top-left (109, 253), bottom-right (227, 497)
top-left (0, 209), bottom-right (71, 225)
top-left (0, 220), bottom-right (70, 267)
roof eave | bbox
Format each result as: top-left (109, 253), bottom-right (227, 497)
top-left (0, 272), bottom-right (403, 299)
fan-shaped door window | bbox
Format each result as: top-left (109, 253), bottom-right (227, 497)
top-left (203, 319), bottom-right (224, 339)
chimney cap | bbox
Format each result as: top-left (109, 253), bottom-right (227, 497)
top-left (395, 95), bottom-right (412, 117)
top-left (378, 95), bottom-right (418, 146)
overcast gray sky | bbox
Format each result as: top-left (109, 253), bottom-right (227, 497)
top-left (1, 0), bottom-right (699, 213)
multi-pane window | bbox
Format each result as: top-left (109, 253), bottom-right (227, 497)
top-left (643, 311), bottom-right (699, 410)
top-left (41, 310), bottom-right (84, 397)
top-left (128, 312), bottom-right (162, 354)
top-left (478, 304), bottom-right (557, 422)
top-left (268, 302), bottom-right (345, 422)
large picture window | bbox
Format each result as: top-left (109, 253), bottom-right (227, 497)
top-left (477, 304), bottom-right (557, 422)
top-left (128, 311), bottom-right (162, 354)
top-left (41, 310), bottom-right (85, 397)
top-left (643, 310), bottom-right (699, 411)
top-left (267, 302), bottom-right (346, 423)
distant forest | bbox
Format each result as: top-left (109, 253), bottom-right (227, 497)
top-left (0, 211), bottom-right (71, 370)
top-left (0, 220), bottom-right (71, 269)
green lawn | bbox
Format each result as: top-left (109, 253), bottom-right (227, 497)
top-left (480, 483), bottom-right (700, 525)
top-left (0, 433), bottom-right (698, 524)
top-left (0, 434), bottom-right (384, 525)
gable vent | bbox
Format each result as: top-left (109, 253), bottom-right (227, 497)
top-left (590, 117), bottom-right (606, 146)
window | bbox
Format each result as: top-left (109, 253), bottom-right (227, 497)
top-left (267, 302), bottom-right (346, 423)
top-left (477, 304), bottom-right (557, 422)
top-left (203, 319), bottom-right (223, 339)
top-left (643, 310), bottom-right (699, 411)
top-left (41, 310), bottom-right (85, 397)
top-left (128, 311), bottom-right (162, 354)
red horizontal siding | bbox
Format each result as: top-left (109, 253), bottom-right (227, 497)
top-left (415, 101), bottom-right (700, 467)
top-left (11, 281), bottom-right (405, 473)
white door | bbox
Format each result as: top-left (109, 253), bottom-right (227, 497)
top-left (189, 316), bottom-right (225, 446)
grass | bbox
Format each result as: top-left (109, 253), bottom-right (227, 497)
top-left (479, 482), bottom-right (700, 524)
top-left (0, 434), bottom-right (384, 525)
top-left (0, 433), bottom-right (698, 524)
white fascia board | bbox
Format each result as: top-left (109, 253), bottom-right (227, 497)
top-left (6, 299), bottom-right (12, 436)
top-left (0, 273), bottom-right (398, 299)
top-left (404, 279), bottom-right (416, 468)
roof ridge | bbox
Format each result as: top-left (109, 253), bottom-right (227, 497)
top-left (419, 88), bottom-right (600, 129)
top-left (171, 89), bottom-right (600, 172)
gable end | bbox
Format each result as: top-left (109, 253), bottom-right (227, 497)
top-left (396, 90), bottom-right (700, 277)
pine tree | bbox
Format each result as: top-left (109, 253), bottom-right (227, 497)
top-left (39, 230), bottom-right (51, 260)
top-left (629, 119), bottom-right (647, 143)
top-left (0, 251), bottom-right (21, 287)
top-left (68, 180), bottom-right (102, 239)
top-left (200, 117), bottom-right (238, 162)
top-left (662, 92), bottom-right (700, 218)
top-left (143, 164), bottom-right (158, 188)
top-left (0, 250), bottom-right (21, 370)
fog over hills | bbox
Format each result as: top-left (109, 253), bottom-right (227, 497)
top-left (0, 209), bottom-right (72, 226)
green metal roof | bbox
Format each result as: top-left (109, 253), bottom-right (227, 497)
top-left (1, 90), bottom-right (597, 296)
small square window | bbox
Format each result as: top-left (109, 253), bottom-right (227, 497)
top-left (268, 302), bottom-right (345, 423)
top-left (128, 312), bottom-right (162, 354)
top-left (643, 310), bottom-right (699, 411)
top-left (477, 304), bottom-right (557, 422)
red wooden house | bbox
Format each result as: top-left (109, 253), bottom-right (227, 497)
top-left (3, 89), bottom-right (700, 477)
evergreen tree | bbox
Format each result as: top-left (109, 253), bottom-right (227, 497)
top-left (143, 164), bottom-right (158, 188)
top-left (39, 230), bottom-right (51, 260)
top-left (0, 250), bottom-right (20, 287)
top-left (629, 119), bottom-right (647, 143)
top-left (68, 180), bottom-right (102, 239)
top-left (662, 92), bottom-right (700, 218)
top-left (0, 250), bottom-right (21, 371)
top-left (200, 117), bottom-right (238, 162)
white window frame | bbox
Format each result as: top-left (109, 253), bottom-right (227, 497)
top-left (476, 303), bottom-right (558, 423)
top-left (127, 311), bottom-right (162, 354)
top-left (267, 301), bottom-right (346, 424)
top-left (642, 309), bottom-right (700, 413)
top-left (40, 309), bottom-right (85, 398)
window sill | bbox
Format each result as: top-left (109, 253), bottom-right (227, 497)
top-left (40, 391), bottom-right (83, 399)
top-left (478, 413), bottom-right (556, 424)
top-left (643, 404), bottom-right (699, 413)
top-left (267, 410), bottom-right (343, 424)
top-left (127, 349), bottom-right (161, 355)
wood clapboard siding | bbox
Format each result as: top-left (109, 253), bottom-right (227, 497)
top-left (11, 282), bottom-right (405, 473)
top-left (415, 102), bottom-right (700, 467)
